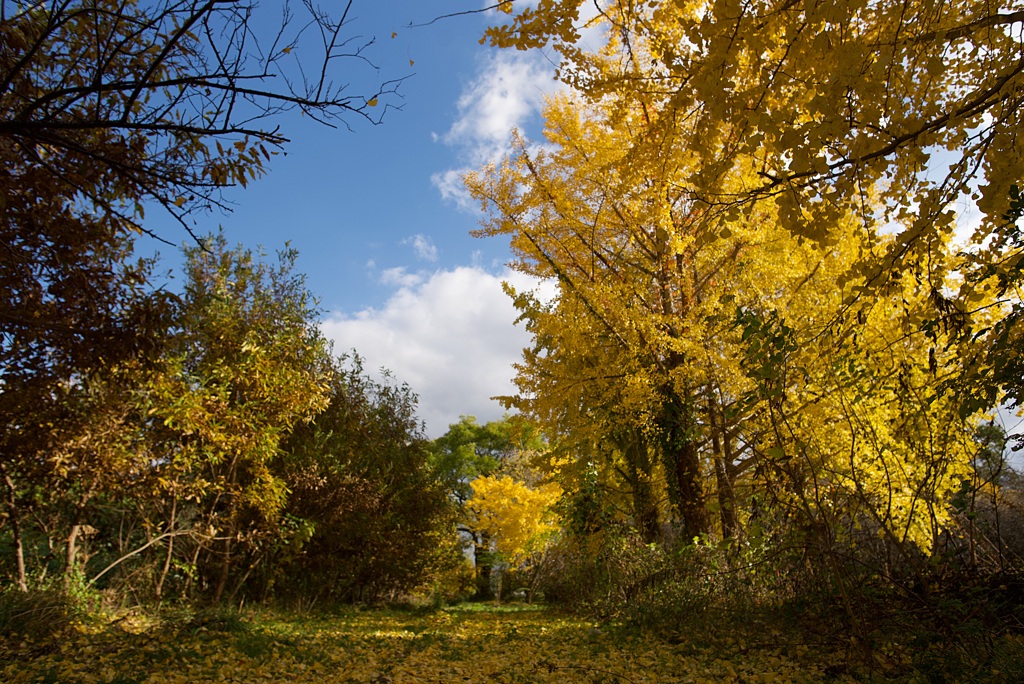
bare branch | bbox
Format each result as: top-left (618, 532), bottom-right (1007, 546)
top-left (406, 1), bottom-right (513, 29)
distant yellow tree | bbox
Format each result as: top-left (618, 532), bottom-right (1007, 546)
top-left (468, 475), bottom-right (561, 599)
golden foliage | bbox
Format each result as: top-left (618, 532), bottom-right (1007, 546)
top-left (469, 475), bottom-right (562, 565)
top-left (467, 0), bottom-right (1008, 555)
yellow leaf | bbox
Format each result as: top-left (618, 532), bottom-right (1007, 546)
top-left (367, 98), bottom-right (378, 107)
top-left (174, 196), bottom-right (187, 207)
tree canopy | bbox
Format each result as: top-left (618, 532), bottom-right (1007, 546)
top-left (485, 0), bottom-right (1023, 412)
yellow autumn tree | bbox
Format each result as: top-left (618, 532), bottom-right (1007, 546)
top-left (467, 91), bottom-right (876, 544)
top-left (467, 54), bottom-right (990, 564)
top-left (484, 0), bottom-right (1022, 421)
top-left (468, 474), bottom-right (562, 599)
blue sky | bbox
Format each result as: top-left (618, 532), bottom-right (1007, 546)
top-left (135, 1), bottom-right (567, 437)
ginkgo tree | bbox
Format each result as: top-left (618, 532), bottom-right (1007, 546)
top-left (484, 0), bottom-right (1023, 417)
top-left (466, 90), bottom-right (876, 544)
top-left (468, 474), bottom-right (562, 601)
top-left (467, 24), bottom-right (991, 591)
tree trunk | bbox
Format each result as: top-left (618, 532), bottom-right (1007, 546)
top-left (211, 457), bottom-right (239, 604)
top-left (1, 479), bottom-right (27, 589)
top-left (1, 466), bottom-right (28, 591)
top-left (474, 532), bottom-right (493, 600)
top-left (183, 538), bottom-right (203, 599)
top-left (64, 481), bottom-right (98, 584)
top-left (658, 384), bottom-right (709, 541)
top-left (155, 494), bottom-right (177, 601)
top-left (618, 430), bottom-right (660, 543)
top-left (632, 473), bottom-right (660, 544)
top-left (212, 536), bottom-right (233, 604)
top-left (710, 400), bottom-right (737, 539)
top-left (10, 514), bottom-right (28, 592)
top-left (713, 457), bottom-right (737, 539)
top-left (66, 524), bottom-right (81, 581)
top-left (673, 438), bottom-right (709, 542)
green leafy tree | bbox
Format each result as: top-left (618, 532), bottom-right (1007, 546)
top-left (271, 355), bottom-right (456, 604)
top-left (1, 0), bottom-right (396, 593)
top-left (148, 235), bottom-right (331, 603)
top-left (429, 415), bottom-right (545, 505)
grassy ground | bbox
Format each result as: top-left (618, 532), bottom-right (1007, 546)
top-left (0, 602), bottom-right (1012, 683)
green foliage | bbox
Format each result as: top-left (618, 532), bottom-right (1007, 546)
top-left (0, 574), bottom-right (101, 641)
top-left (429, 415), bottom-right (546, 504)
top-left (266, 354), bottom-right (457, 604)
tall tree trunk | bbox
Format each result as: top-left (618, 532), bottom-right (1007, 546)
top-left (183, 538), bottom-right (203, 599)
top-left (10, 513), bottom-right (27, 592)
top-left (673, 438), bottom-right (709, 541)
top-left (213, 536), bottom-right (233, 604)
top-left (619, 430), bottom-right (660, 544)
top-left (658, 384), bottom-right (709, 541)
top-left (155, 494), bottom-right (177, 601)
top-left (64, 481), bottom-right (98, 584)
top-left (66, 524), bottom-right (81, 581)
top-left (211, 457), bottom-right (239, 604)
top-left (475, 532), bottom-right (494, 599)
top-left (710, 399), bottom-right (737, 539)
top-left (713, 457), bottom-right (737, 539)
top-left (2, 465), bottom-right (28, 591)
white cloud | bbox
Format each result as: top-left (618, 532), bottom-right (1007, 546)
top-left (402, 234), bottom-right (440, 262)
top-left (378, 266), bottom-right (424, 288)
top-left (432, 50), bottom-right (561, 206)
top-left (430, 167), bottom-right (476, 210)
top-left (441, 51), bottom-right (555, 161)
top-left (321, 266), bottom-right (549, 438)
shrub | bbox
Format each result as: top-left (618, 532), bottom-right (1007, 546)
top-left (0, 576), bottom-right (100, 640)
